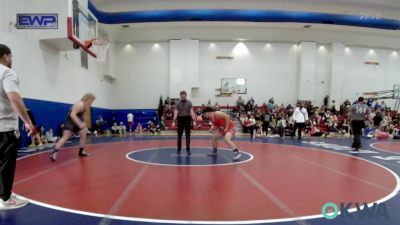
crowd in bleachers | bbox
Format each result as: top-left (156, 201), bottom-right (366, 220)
top-left (161, 95), bottom-right (400, 139)
top-left (232, 96), bottom-right (400, 139)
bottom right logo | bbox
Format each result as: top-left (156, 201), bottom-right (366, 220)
top-left (321, 202), bottom-right (389, 220)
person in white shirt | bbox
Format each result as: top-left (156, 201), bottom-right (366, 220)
top-left (127, 113), bottom-right (134, 132)
top-left (277, 117), bottom-right (287, 138)
top-left (111, 122), bottom-right (120, 134)
top-left (246, 115), bottom-right (257, 139)
top-left (119, 122), bottom-right (127, 135)
top-left (0, 44), bottom-right (34, 209)
top-left (292, 103), bottom-right (309, 139)
top-left (45, 128), bottom-right (58, 143)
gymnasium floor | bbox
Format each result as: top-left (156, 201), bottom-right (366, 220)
top-left (2, 135), bottom-right (400, 225)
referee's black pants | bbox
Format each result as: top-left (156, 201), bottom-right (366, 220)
top-left (351, 120), bottom-right (365, 149)
top-left (0, 131), bottom-right (20, 201)
top-left (293, 122), bottom-right (305, 139)
top-left (177, 116), bottom-right (191, 151)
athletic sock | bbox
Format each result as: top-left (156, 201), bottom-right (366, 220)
top-left (233, 149), bottom-right (239, 153)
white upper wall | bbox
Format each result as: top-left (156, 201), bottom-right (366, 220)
top-left (0, 0), bottom-right (112, 108)
top-left (195, 42), bottom-right (298, 106)
top-left (110, 42), bottom-right (170, 109)
top-left (112, 41), bottom-right (400, 109)
top-left (341, 47), bottom-right (400, 107)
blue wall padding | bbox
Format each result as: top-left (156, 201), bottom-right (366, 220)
top-left (20, 98), bottom-right (156, 147)
top-left (88, 0), bottom-right (400, 30)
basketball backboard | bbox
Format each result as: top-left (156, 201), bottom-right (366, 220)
top-left (67, 0), bottom-right (98, 57)
top-left (394, 84), bottom-right (400, 99)
top-left (221, 78), bottom-right (247, 94)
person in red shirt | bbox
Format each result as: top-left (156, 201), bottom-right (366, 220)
top-left (202, 107), bottom-right (242, 161)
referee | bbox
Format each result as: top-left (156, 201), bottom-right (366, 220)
top-left (172, 91), bottom-right (196, 155)
top-left (0, 44), bottom-right (34, 209)
top-left (349, 97), bottom-right (372, 151)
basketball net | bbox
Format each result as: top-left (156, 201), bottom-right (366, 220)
top-left (85, 38), bottom-right (110, 62)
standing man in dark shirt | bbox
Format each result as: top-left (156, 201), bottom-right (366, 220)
top-left (373, 110), bottom-right (383, 130)
top-left (172, 91), bottom-right (196, 156)
top-left (349, 97), bottom-right (372, 151)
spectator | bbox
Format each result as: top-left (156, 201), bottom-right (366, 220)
top-left (341, 117), bottom-right (351, 136)
top-left (254, 109), bottom-right (262, 121)
top-left (246, 97), bottom-right (255, 112)
top-left (344, 104), bottom-right (351, 117)
top-left (236, 96), bottom-right (245, 108)
top-left (286, 114), bottom-right (294, 135)
top-left (26, 109), bottom-right (42, 148)
top-left (267, 98), bottom-right (274, 112)
top-left (268, 97), bottom-right (275, 104)
top-left (165, 107), bottom-right (173, 120)
top-left (164, 97), bottom-right (171, 106)
top-left (214, 102), bottom-right (220, 111)
top-left (57, 123), bottom-right (64, 139)
top-left (246, 115), bottom-right (257, 139)
top-left (46, 128), bottom-right (58, 143)
top-left (373, 111), bottom-right (383, 130)
top-left (269, 114), bottom-right (277, 134)
top-left (136, 122), bottom-right (143, 135)
top-left (119, 122), bottom-right (127, 135)
top-left (331, 100), bottom-right (337, 115)
top-left (292, 103), bottom-right (309, 139)
top-left (159, 117), bottom-right (167, 133)
top-left (255, 119), bottom-right (263, 137)
top-left (148, 122), bottom-right (159, 135)
top-left (374, 102), bottom-right (382, 111)
top-left (323, 95), bottom-right (329, 107)
top-left (127, 112), bottom-right (134, 132)
top-left (276, 117), bottom-right (286, 138)
top-left (310, 124), bottom-right (324, 137)
top-left (250, 97), bottom-right (255, 105)
top-left (38, 126), bottom-right (47, 145)
top-left (263, 110), bottom-right (271, 136)
top-left (111, 122), bottom-right (120, 134)
top-left (343, 99), bottom-right (351, 107)
top-left (380, 112), bottom-right (392, 132)
top-left (329, 111), bottom-right (339, 133)
top-left (196, 108), bottom-right (202, 116)
top-left (367, 98), bottom-right (374, 107)
top-left (94, 119), bottom-right (105, 135)
top-left (381, 101), bottom-right (387, 111)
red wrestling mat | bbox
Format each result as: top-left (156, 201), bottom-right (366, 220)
top-left (371, 142), bottom-right (400, 154)
top-left (13, 140), bottom-right (398, 222)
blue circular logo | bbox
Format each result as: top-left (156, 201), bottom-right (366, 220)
top-left (126, 147), bottom-right (253, 166)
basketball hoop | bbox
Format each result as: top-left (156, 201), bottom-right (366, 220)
top-left (85, 38), bottom-right (110, 62)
